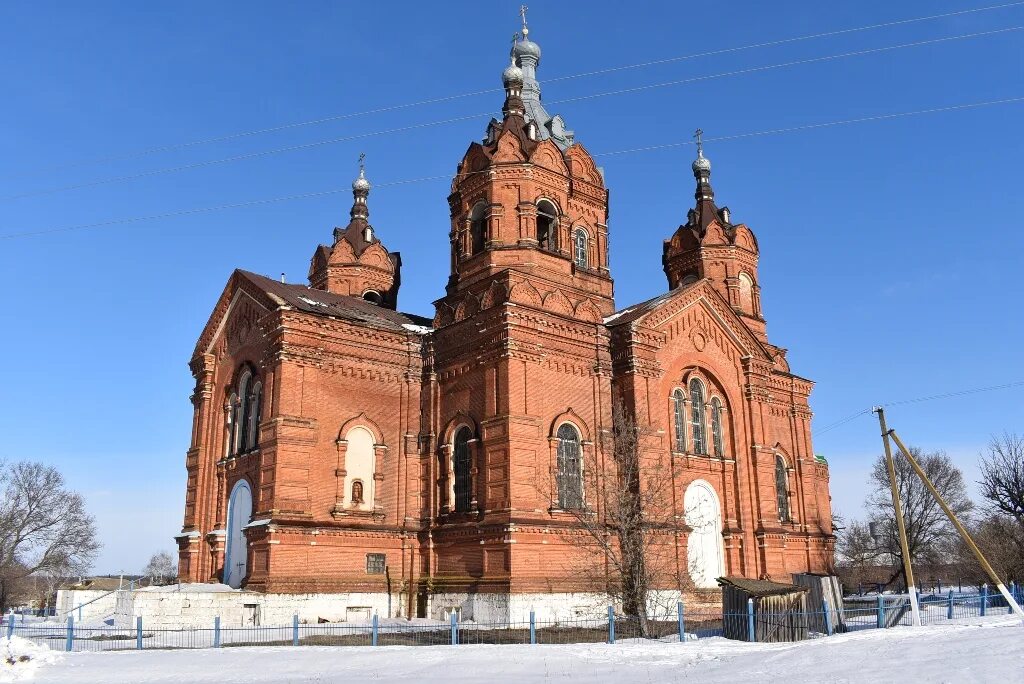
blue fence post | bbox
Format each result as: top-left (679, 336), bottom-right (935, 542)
top-left (65, 616), bottom-right (74, 652)
top-left (980, 585), bottom-right (988, 617)
top-left (822, 598), bottom-right (833, 636)
top-left (450, 612), bottom-right (457, 645)
top-left (677, 600), bottom-right (685, 642)
top-left (292, 614), bottom-right (299, 646)
top-left (876, 595), bottom-right (885, 629)
top-left (746, 598), bottom-right (755, 642)
top-left (6, 613), bottom-right (13, 640)
top-left (947, 591), bottom-right (954, 620)
top-left (214, 616), bottom-right (221, 648)
top-left (529, 610), bottom-right (536, 645)
top-left (136, 616), bottom-right (143, 650)
top-left (607, 606), bottom-right (615, 644)
top-left (372, 613), bottom-right (378, 646)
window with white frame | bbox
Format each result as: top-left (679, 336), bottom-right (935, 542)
top-left (672, 389), bottom-right (686, 453)
top-left (556, 423), bottom-right (584, 509)
top-left (536, 199), bottom-right (558, 250)
top-left (711, 397), bottom-right (724, 458)
top-left (572, 228), bottom-right (588, 268)
top-left (689, 379), bottom-right (707, 455)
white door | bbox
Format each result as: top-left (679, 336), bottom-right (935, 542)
top-left (224, 480), bottom-right (253, 588)
top-left (684, 480), bottom-right (724, 588)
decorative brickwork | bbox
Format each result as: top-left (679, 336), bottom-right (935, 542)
top-left (177, 20), bottom-right (834, 615)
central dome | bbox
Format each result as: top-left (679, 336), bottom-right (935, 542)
top-left (513, 33), bottom-right (541, 63)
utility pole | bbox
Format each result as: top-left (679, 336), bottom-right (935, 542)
top-left (874, 407), bottom-right (921, 626)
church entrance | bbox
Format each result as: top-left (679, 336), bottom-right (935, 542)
top-left (223, 480), bottom-right (252, 588)
top-left (684, 480), bottom-right (724, 588)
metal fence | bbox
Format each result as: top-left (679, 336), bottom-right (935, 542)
top-left (5, 584), bottom-right (1021, 653)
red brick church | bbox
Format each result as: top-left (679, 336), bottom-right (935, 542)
top-left (177, 15), bottom-right (834, 620)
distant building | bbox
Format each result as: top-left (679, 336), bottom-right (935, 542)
top-left (176, 15), bottom-right (834, 621)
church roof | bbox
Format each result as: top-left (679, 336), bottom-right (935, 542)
top-left (237, 270), bottom-right (431, 333)
top-left (602, 282), bottom-right (699, 327)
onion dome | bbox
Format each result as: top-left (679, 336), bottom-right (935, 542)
top-left (352, 165), bottom-right (371, 193)
top-left (513, 33), bottom-right (541, 63)
top-left (503, 55), bottom-right (523, 86)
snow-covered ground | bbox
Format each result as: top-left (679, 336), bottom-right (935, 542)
top-left (19, 615), bottom-right (1022, 683)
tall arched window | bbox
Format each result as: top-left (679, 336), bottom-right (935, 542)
top-left (556, 424), bottom-right (583, 510)
top-left (710, 397), bottom-right (724, 458)
top-left (738, 272), bottom-right (754, 315)
top-left (247, 381), bottom-right (262, 450)
top-left (236, 370), bottom-right (252, 454)
top-left (452, 427), bottom-right (472, 513)
top-left (775, 455), bottom-right (790, 521)
top-left (470, 202), bottom-right (487, 255)
top-left (672, 389), bottom-right (686, 453)
top-left (572, 228), bottom-right (588, 268)
top-left (536, 199), bottom-right (558, 251)
top-left (689, 379), bottom-right (707, 455)
top-left (227, 392), bottom-right (240, 457)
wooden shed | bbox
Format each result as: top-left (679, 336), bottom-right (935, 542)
top-left (792, 573), bottom-right (848, 634)
top-left (718, 577), bottom-right (810, 643)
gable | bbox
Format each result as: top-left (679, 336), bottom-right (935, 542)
top-left (193, 272), bottom-right (275, 360)
top-left (610, 280), bottom-right (772, 362)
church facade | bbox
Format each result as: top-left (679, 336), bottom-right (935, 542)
top-left (176, 19), bottom-right (834, 621)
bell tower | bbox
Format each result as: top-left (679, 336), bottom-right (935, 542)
top-left (662, 132), bottom-right (767, 341)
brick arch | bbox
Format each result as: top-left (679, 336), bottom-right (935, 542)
top-left (336, 412), bottom-right (385, 446)
top-left (678, 366), bottom-right (734, 413)
top-left (441, 412), bottom-right (480, 444)
top-left (548, 408), bottom-right (592, 442)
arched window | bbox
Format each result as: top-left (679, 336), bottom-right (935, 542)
top-left (351, 480), bottom-right (364, 504)
top-left (247, 381), bottom-right (262, 450)
top-left (710, 397), bottom-right (724, 458)
top-left (572, 228), bottom-right (588, 268)
top-left (470, 202), bottom-right (487, 254)
top-left (236, 370), bottom-right (252, 454)
top-left (689, 379), bottom-right (707, 455)
top-left (775, 455), bottom-right (790, 521)
top-left (556, 424), bottom-right (583, 509)
top-left (738, 272), bottom-right (754, 315)
top-left (452, 427), bottom-right (472, 513)
top-left (536, 199), bottom-right (558, 250)
top-left (227, 392), bottom-right (240, 457)
top-left (672, 389), bottom-right (686, 453)
top-left (363, 290), bottom-right (382, 305)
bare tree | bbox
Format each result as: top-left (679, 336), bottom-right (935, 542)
top-left (553, 402), bottom-right (690, 637)
top-left (143, 551), bottom-right (177, 586)
top-left (865, 447), bottom-right (972, 589)
top-left (0, 461), bottom-right (100, 612)
top-left (979, 433), bottom-right (1024, 522)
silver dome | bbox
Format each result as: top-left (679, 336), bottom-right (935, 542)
top-left (352, 167), bottom-right (371, 192)
top-left (502, 60), bottom-right (523, 85)
top-left (513, 30), bottom-right (541, 62)
top-left (692, 153), bottom-right (711, 174)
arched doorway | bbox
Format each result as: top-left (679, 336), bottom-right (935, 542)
top-left (684, 480), bottom-right (724, 588)
top-left (223, 479), bottom-right (252, 588)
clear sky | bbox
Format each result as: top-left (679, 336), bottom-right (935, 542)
top-left (1, 1), bottom-right (1022, 574)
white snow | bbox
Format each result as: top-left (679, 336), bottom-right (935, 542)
top-left (26, 616), bottom-right (1024, 683)
top-left (401, 323), bottom-right (433, 334)
top-left (0, 637), bottom-right (60, 682)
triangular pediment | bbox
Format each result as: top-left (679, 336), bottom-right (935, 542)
top-left (609, 280), bottom-right (772, 361)
top-left (192, 271), bottom-right (276, 360)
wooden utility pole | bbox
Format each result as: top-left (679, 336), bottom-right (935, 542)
top-left (887, 428), bottom-right (1024, 622)
top-left (874, 408), bottom-right (922, 626)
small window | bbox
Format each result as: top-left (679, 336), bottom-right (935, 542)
top-left (470, 203), bottom-right (487, 254)
top-left (351, 480), bottom-right (364, 504)
top-left (536, 200), bottom-right (558, 250)
top-left (573, 228), bottom-right (588, 268)
top-left (363, 290), bottom-right (382, 305)
top-left (672, 389), bottom-right (686, 453)
top-left (366, 553), bottom-right (386, 574)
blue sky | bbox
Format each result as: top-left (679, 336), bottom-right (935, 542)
top-left (1, 1), bottom-right (1022, 573)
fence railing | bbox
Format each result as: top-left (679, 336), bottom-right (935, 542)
top-left (7, 583), bottom-right (1021, 653)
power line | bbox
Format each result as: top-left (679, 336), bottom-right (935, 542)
top-left (4, 24), bottom-right (1020, 203)
top-left (2, 94), bottom-right (1021, 241)
top-left (6, 1), bottom-right (1023, 178)
top-left (814, 380), bottom-right (1024, 436)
